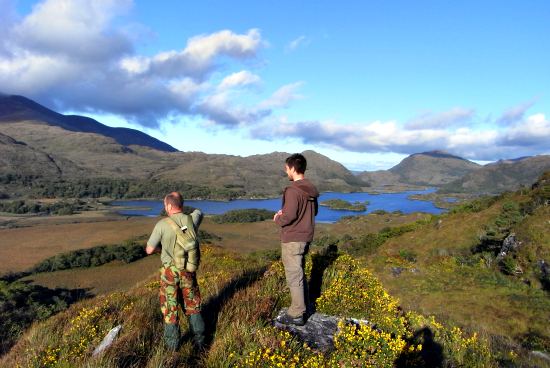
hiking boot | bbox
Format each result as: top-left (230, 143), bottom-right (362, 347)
top-left (163, 323), bottom-right (181, 351)
top-left (188, 313), bottom-right (206, 351)
top-left (275, 312), bottom-right (305, 326)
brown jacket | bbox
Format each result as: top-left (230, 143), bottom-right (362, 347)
top-left (275, 178), bottom-right (319, 242)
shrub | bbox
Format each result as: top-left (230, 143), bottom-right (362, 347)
top-left (399, 249), bottom-right (418, 263)
top-left (450, 196), bottom-right (498, 214)
top-left (212, 209), bottom-right (275, 223)
top-left (0, 281), bottom-right (87, 355)
top-left (30, 239), bottom-right (147, 273)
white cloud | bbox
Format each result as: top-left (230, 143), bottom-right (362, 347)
top-left (500, 113), bottom-right (550, 146)
top-left (251, 112), bottom-right (550, 161)
top-left (405, 107), bottom-right (475, 130)
top-left (0, 0), bottom-right (275, 128)
top-left (258, 82), bottom-right (303, 109)
top-left (286, 35), bottom-right (309, 52)
top-left (496, 100), bottom-right (535, 125)
top-left (218, 70), bottom-right (261, 90)
top-left (184, 29), bottom-right (261, 63)
top-left (139, 29), bottom-right (262, 80)
top-left (119, 56), bottom-right (149, 74)
top-left (13, 0), bottom-right (133, 61)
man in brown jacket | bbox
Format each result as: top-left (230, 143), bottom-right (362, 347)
top-left (273, 153), bottom-right (319, 326)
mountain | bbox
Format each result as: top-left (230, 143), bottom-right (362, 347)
top-left (0, 94), bottom-right (366, 196)
top-left (0, 94), bottom-right (177, 152)
top-left (358, 151), bottom-right (481, 189)
top-left (388, 150), bottom-right (481, 186)
top-left (440, 155), bottom-right (550, 194)
top-left (144, 150), bottom-right (366, 196)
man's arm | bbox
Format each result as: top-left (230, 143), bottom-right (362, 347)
top-left (191, 209), bottom-right (203, 229)
top-left (274, 189), bottom-right (299, 226)
top-left (145, 223), bottom-right (162, 255)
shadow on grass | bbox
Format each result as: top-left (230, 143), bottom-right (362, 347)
top-left (181, 266), bottom-right (268, 356)
top-left (308, 244), bottom-right (339, 312)
top-left (395, 327), bottom-right (444, 368)
top-left (0, 280), bottom-right (92, 356)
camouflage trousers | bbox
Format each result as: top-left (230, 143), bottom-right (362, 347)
top-left (159, 264), bottom-right (202, 324)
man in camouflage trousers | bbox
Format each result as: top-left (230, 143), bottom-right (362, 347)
top-left (146, 192), bottom-right (205, 351)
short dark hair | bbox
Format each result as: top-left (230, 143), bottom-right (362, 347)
top-left (286, 153), bottom-right (307, 174)
top-left (164, 192), bottom-right (183, 209)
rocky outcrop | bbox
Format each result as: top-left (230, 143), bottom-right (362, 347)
top-left (496, 233), bottom-right (522, 260)
top-left (273, 308), bottom-right (371, 351)
top-left (92, 325), bottom-right (122, 357)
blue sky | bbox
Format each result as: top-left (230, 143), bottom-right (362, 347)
top-left (1, 0), bottom-right (549, 170)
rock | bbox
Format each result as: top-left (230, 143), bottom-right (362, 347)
top-left (539, 260), bottom-right (549, 278)
top-left (496, 233), bottom-right (522, 261)
top-left (497, 233), bottom-right (521, 259)
top-left (530, 350), bottom-right (550, 362)
top-left (391, 267), bottom-right (404, 277)
top-left (273, 309), bottom-right (371, 351)
top-left (92, 325), bottom-right (122, 357)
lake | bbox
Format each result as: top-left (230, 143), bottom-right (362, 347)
top-left (111, 189), bottom-right (444, 223)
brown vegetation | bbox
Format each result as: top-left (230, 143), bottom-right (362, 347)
top-left (0, 217), bottom-right (156, 274)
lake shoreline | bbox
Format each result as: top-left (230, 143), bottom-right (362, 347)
top-left (110, 188), bottom-right (445, 223)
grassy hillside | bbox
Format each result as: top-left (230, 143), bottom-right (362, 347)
top-left (1, 245), bottom-right (496, 367)
top-left (440, 155), bottom-right (550, 194)
top-left (1, 174), bottom-right (548, 367)
top-left (354, 172), bottom-right (550, 366)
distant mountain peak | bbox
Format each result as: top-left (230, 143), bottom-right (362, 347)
top-left (385, 150), bottom-right (480, 186)
top-left (412, 150), bottom-right (468, 161)
top-left (0, 93), bottom-right (178, 153)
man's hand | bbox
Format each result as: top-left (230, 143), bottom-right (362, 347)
top-left (273, 209), bottom-right (283, 221)
top-left (145, 244), bottom-right (159, 255)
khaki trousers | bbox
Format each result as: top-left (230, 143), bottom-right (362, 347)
top-left (281, 241), bottom-right (310, 317)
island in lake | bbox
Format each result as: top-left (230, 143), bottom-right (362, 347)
top-left (319, 199), bottom-right (369, 211)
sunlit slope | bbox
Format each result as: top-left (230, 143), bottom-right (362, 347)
top-left (365, 172), bottom-right (550, 360)
top-left (2, 245), bottom-right (495, 367)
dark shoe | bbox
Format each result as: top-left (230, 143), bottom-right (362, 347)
top-left (163, 323), bottom-right (181, 351)
top-left (306, 302), bottom-right (316, 318)
top-left (188, 313), bottom-right (206, 351)
top-left (275, 312), bottom-right (305, 326)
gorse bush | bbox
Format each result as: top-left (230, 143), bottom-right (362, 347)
top-left (234, 253), bottom-right (493, 368)
top-left (316, 254), bottom-right (407, 337)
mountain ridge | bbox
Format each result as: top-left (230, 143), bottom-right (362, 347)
top-left (0, 94), bottom-right (178, 153)
top-left (0, 98), bottom-right (369, 197)
top-left (1, 93), bottom-right (549, 197)
top-left (440, 155), bottom-right (550, 194)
